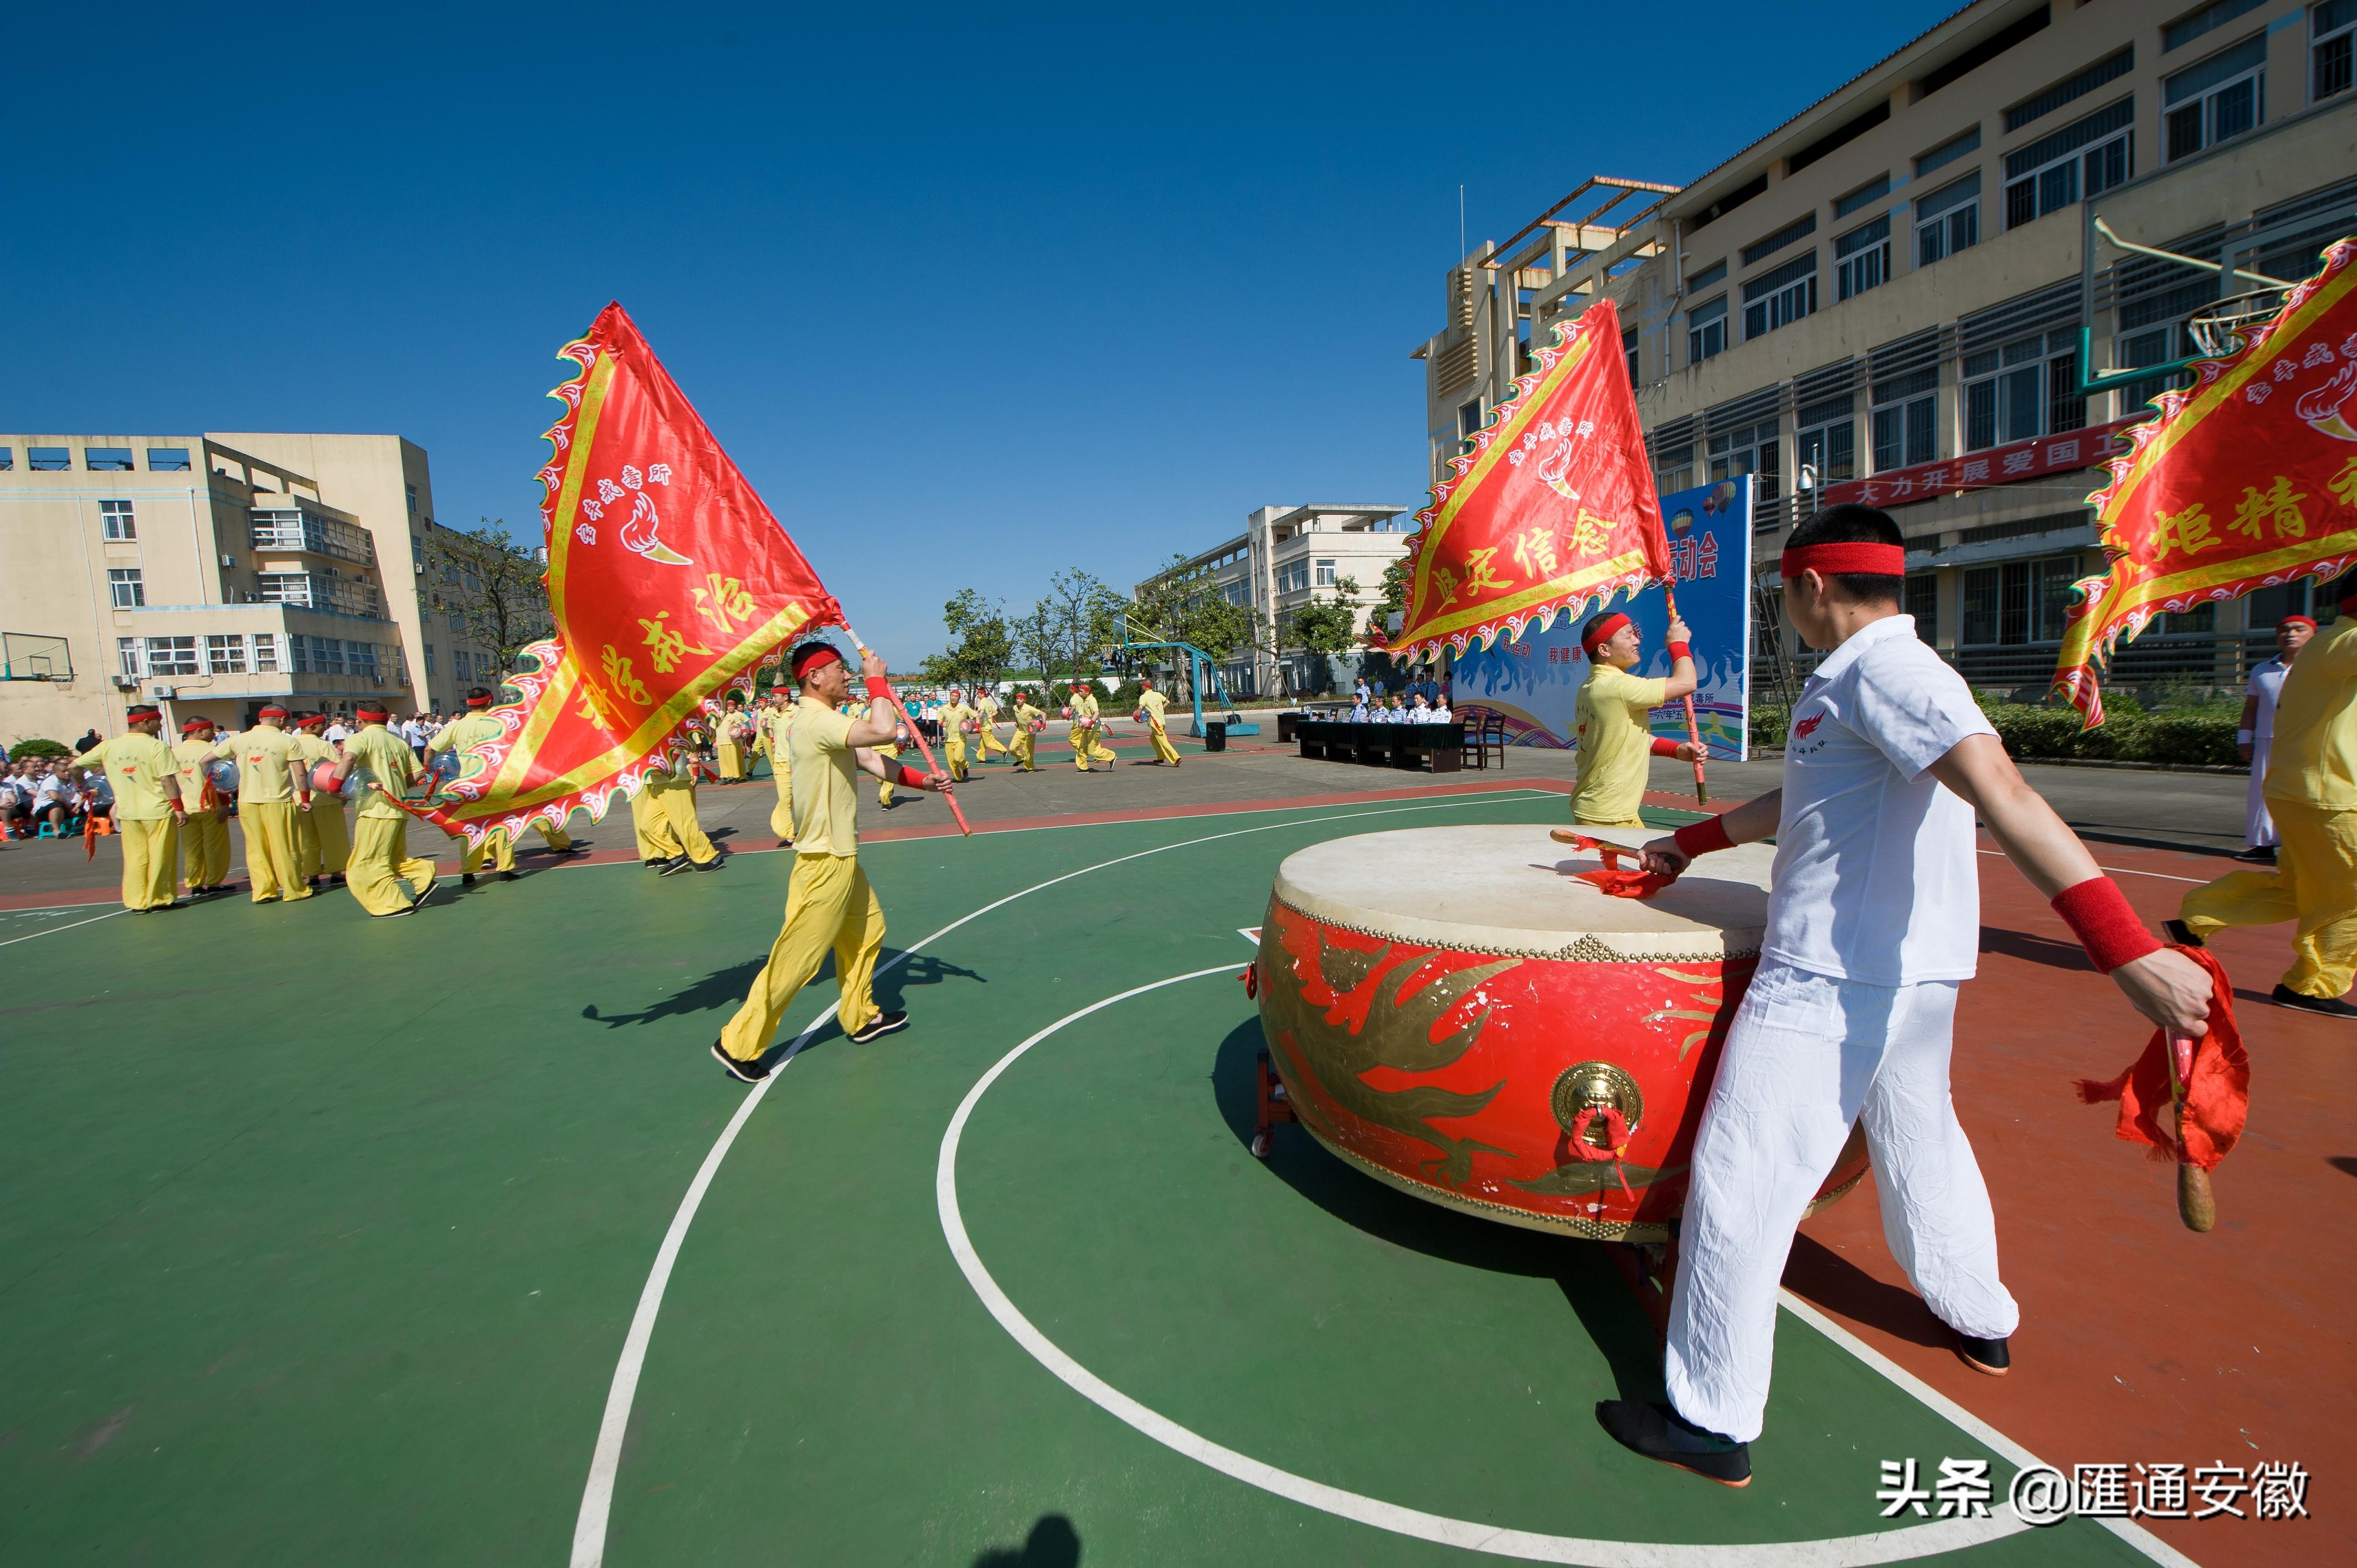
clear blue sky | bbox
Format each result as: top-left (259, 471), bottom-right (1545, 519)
top-left (8, 1), bottom-right (1957, 663)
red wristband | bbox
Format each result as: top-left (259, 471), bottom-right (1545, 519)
top-left (1649, 737), bottom-right (1681, 758)
top-left (2050, 876), bottom-right (2163, 973)
top-left (1672, 815), bottom-right (1734, 858)
top-left (892, 762), bottom-right (930, 791)
top-left (1667, 640), bottom-right (1692, 661)
top-left (864, 675), bottom-right (894, 699)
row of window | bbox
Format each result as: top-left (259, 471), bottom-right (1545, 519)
top-left (2, 445), bottom-right (192, 473)
top-left (116, 633), bottom-right (398, 683)
top-left (105, 565), bottom-right (385, 618)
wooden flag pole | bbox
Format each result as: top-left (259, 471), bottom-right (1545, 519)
top-left (843, 622), bottom-right (974, 838)
top-left (1659, 584), bottom-right (1708, 806)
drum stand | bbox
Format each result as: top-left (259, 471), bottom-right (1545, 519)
top-left (1601, 1227), bottom-right (1681, 1349)
top-left (1249, 1048), bottom-right (1296, 1159)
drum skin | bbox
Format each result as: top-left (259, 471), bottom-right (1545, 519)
top-left (1253, 825), bottom-right (1867, 1242)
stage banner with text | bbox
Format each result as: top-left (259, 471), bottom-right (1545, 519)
top-left (1452, 476), bottom-right (1752, 757)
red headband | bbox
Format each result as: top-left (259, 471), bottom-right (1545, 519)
top-left (791, 643), bottom-right (845, 678)
top-left (356, 704), bottom-right (389, 720)
top-left (181, 718), bottom-right (213, 733)
top-left (2279, 615), bottom-right (2318, 632)
top-left (126, 705), bottom-right (161, 720)
top-left (295, 715), bottom-right (326, 729)
top-left (257, 705), bottom-right (289, 719)
top-left (1780, 542), bottom-right (1905, 579)
top-left (464, 694), bottom-right (493, 709)
top-left (1581, 613), bottom-right (1632, 655)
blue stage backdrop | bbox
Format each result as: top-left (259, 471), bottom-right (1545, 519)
top-left (1449, 476), bottom-right (1753, 759)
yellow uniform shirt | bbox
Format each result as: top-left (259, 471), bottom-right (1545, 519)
top-left (71, 733), bottom-right (182, 820)
top-left (343, 724), bottom-right (425, 821)
top-left (1016, 701), bottom-right (1045, 728)
top-left (940, 702), bottom-right (975, 735)
top-left (1571, 664), bottom-right (1669, 824)
top-left (428, 712), bottom-right (502, 757)
top-left (216, 726), bottom-right (300, 803)
top-left (2265, 616), bottom-right (2357, 811)
top-left (789, 695), bottom-right (863, 855)
top-left (1073, 692), bottom-right (1102, 725)
top-left (1140, 689), bottom-right (1171, 730)
top-left (765, 704), bottom-right (796, 768)
top-left (172, 735), bottom-right (227, 808)
top-left (976, 695), bottom-right (1001, 726)
top-left (290, 731), bottom-right (338, 780)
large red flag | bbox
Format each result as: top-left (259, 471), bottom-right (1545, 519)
top-left (1391, 298), bottom-right (1672, 663)
top-left (2053, 239), bottom-right (2357, 726)
top-left (405, 303), bottom-right (842, 845)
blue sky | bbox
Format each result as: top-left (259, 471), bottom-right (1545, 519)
top-left (6, 1), bottom-right (1959, 662)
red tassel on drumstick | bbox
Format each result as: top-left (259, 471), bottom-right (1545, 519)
top-left (2076, 946), bottom-right (2243, 1232)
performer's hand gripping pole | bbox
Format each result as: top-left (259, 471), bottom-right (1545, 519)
top-left (843, 622), bottom-right (973, 838)
top-left (1662, 584), bottom-right (1708, 806)
top-left (2166, 1033), bottom-right (2217, 1233)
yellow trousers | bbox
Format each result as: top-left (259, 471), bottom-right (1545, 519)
top-left (241, 803), bottom-right (312, 902)
top-left (1571, 816), bottom-right (1649, 829)
top-left (347, 815), bottom-right (437, 915)
top-left (1013, 731), bottom-right (1036, 770)
top-left (296, 799), bottom-right (351, 878)
top-left (718, 853), bottom-right (887, 1059)
top-left (945, 734), bottom-right (969, 781)
top-left (461, 830), bottom-right (517, 874)
top-left (1071, 725), bottom-right (1115, 770)
top-left (977, 724), bottom-right (1011, 759)
top-left (183, 811), bottom-right (231, 888)
top-left (630, 787), bottom-right (676, 860)
top-left (645, 774), bottom-right (719, 864)
top-left (877, 742), bottom-right (901, 804)
top-left (539, 822), bottom-right (573, 852)
top-left (115, 816), bottom-right (180, 910)
top-left (716, 740), bottom-right (746, 781)
top-left (1147, 724), bottom-right (1181, 765)
top-left (2180, 800), bottom-right (2357, 1000)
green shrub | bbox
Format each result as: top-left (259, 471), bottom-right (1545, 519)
top-left (8, 738), bottom-right (68, 760)
top-left (1748, 698), bottom-right (2237, 766)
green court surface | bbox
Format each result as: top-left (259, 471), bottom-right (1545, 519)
top-left (1, 792), bottom-right (2158, 1565)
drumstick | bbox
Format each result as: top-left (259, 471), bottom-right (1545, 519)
top-left (841, 621), bottom-right (973, 838)
top-left (1661, 584), bottom-right (1708, 806)
top-left (2166, 1031), bottom-right (2216, 1232)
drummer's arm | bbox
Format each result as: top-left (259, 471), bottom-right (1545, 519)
top-left (1639, 789), bottom-right (1778, 875)
top-left (1660, 616), bottom-right (1698, 701)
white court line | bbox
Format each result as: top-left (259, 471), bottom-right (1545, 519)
top-left (1976, 849), bottom-right (2205, 885)
top-left (0, 909), bottom-right (125, 948)
top-left (934, 970), bottom-right (2042, 1567)
top-left (567, 789), bottom-right (1559, 1567)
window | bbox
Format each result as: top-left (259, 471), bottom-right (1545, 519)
top-left (2168, 0), bottom-right (2268, 52)
top-left (1797, 394), bottom-right (1857, 487)
top-left (1870, 364), bottom-right (1938, 470)
top-left (1458, 399), bottom-right (1483, 451)
top-left (1276, 560), bottom-right (1310, 594)
top-left (1687, 295), bottom-right (1728, 363)
top-left (2004, 97), bottom-right (2133, 227)
top-left (1314, 558), bottom-right (1336, 588)
top-left (28, 447), bottom-right (71, 471)
top-left (2113, 322), bottom-right (2193, 415)
top-left (84, 447), bottom-right (135, 472)
top-left (424, 646), bottom-right (437, 677)
top-left (146, 447), bottom-right (191, 471)
top-left (1916, 173), bottom-right (1982, 265)
top-left (117, 638), bottom-right (142, 679)
top-left (1905, 574), bottom-right (1939, 642)
top-left (1964, 330), bottom-right (2084, 450)
top-left (1834, 176), bottom-right (1890, 219)
top-left (253, 633), bottom-right (281, 674)
top-left (1709, 418), bottom-right (1780, 503)
top-left (1835, 216), bottom-right (1890, 301)
top-left (449, 608), bottom-right (464, 632)
top-left (108, 568), bottom-right (146, 607)
top-left (1623, 326), bottom-right (1640, 385)
top-left (144, 636), bottom-right (199, 676)
top-left (0, 448), bottom-right (12, 470)
top-left (2166, 35), bottom-right (2266, 159)
top-left (1742, 213), bottom-right (1816, 267)
top-left (1743, 254), bottom-right (1817, 339)
top-left (1686, 259), bottom-right (1727, 292)
top-left (1962, 555), bottom-right (2086, 644)
top-left (292, 636), bottom-right (347, 676)
top-left (100, 499), bottom-right (136, 540)
top-left (2006, 48), bottom-right (2135, 132)
top-left (258, 573), bottom-right (315, 606)
top-left (1221, 580), bottom-right (1250, 607)
top-left (351, 643), bottom-right (381, 682)
top-left (454, 649), bottom-right (471, 680)
top-left (2318, 0), bottom-right (2357, 99)
top-left (406, 483), bottom-right (419, 516)
top-left (205, 633), bottom-right (248, 674)
top-left (1916, 126), bottom-right (1981, 177)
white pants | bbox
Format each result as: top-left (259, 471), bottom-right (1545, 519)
top-left (1665, 958), bottom-right (2018, 1443)
top-left (2246, 738), bottom-right (2277, 849)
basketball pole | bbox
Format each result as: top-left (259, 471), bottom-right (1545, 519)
top-left (842, 620), bottom-right (974, 837)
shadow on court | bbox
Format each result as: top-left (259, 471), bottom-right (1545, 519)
top-left (1206, 1019), bottom-right (1664, 1402)
top-left (971, 1513), bottom-right (1081, 1566)
top-left (580, 950), bottom-right (985, 1037)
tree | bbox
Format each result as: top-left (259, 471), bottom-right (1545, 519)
top-left (1285, 575), bottom-right (1367, 698)
top-left (1127, 553), bottom-right (1252, 700)
top-left (1042, 569), bottom-right (1123, 684)
top-left (1015, 601), bottom-right (1060, 690)
top-left (426, 519), bottom-right (554, 675)
top-left (1374, 552), bottom-right (1416, 631)
top-left (933, 589), bottom-right (1015, 689)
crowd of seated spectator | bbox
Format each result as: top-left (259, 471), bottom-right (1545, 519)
top-left (1, 755), bottom-right (111, 838)
top-left (1342, 690), bottom-right (1453, 724)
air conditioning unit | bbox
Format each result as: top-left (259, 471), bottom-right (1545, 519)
top-left (151, 684), bottom-right (177, 699)
top-left (219, 555), bottom-right (236, 568)
top-left (414, 561), bottom-right (425, 574)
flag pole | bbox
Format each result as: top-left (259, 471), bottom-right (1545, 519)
top-left (842, 621), bottom-right (974, 837)
top-left (1660, 582), bottom-right (1708, 807)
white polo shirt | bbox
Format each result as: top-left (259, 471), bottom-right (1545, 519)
top-left (1764, 614), bottom-right (1995, 987)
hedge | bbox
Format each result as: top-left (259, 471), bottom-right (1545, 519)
top-left (8, 738), bottom-right (69, 761)
top-left (1751, 701), bottom-right (2240, 767)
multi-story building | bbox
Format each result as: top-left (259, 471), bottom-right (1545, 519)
top-left (1136, 503), bottom-right (1415, 695)
top-left (0, 432), bottom-right (505, 745)
top-left (1414, 0), bottom-right (2357, 694)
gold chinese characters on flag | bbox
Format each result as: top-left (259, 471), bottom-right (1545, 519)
top-left (2054, 240), bottom-right (2357, 726)
top-left (403, 303), bottom-right (843, 846)
top-left (1390, 298), bottom-right (1672, 663)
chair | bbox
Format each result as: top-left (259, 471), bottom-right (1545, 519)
top-left (1463, 714), bottom-right (1507, 771)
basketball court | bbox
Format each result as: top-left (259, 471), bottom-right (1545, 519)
top-left (1, 778), bottom-right (2343, 1566)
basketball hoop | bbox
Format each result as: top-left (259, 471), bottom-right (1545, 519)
top-left (2186, 286), bottom-right (2287, 358)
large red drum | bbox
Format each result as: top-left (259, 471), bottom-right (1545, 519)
top-left (1254, 824), bottom-right (1866, 1242)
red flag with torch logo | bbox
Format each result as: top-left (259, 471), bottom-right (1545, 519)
top-left (1390, 298), bottom-right (1672, 663)
top-left (403, 303), bottom-right (842, 846)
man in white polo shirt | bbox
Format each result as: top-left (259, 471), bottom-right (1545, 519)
top-left (1596, 504), bottom-right (2214, 1488)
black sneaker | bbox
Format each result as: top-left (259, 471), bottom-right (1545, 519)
top-left (657, 854), bottom-right (693, 876)
top-left (775, 838), bottom-right (794, 850)
top-left (2231, 845), bottom-right (2276, 863)
top-left (2163, 919), bottom-right (2205, 949)
top-left (847, 1009), bottom-right (910, 1044)
top-left (1956, 1332), bottom-right (2010, 1376)
top-left (496, 869), bottom-right (519, 882)
top-left (644, 857), bottom-right (666, 869)
top-left (328, 873), bottom-right (347, 886)
top-left (692, 854), bottom-right (725, 872)
top-left (462, 873), bottom-right (477, 886)
top-left (1596, 1401), bottom-right (1751, 1487)
top-left (2272, 984), bottom-right (2357, 1018)
top-left (380, 886), bottom-right (431, 919)
top-left (711, 1040), bottom-right (771, 1083)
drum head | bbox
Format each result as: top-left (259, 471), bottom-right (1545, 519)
top-left (1272, 824), bottom-right (1777, 962)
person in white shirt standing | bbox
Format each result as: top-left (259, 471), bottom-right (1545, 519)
top-left (2234, 613), bottom-right (2314, 863)
top-left (1600, 505), bottom-right (2213, 1487)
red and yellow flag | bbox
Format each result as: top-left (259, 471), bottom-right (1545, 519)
top-left (1391, 298), bottom-right (1672, 662)
top-left (406, 303), bottom-right (842, 845)
top-left (2054, 240), bottom-right (2357, 726)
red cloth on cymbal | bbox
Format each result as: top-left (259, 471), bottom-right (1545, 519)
top-left (2075, 947), bottom-right (2248, 1171)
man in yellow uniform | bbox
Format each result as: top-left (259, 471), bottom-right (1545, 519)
top-left (172, 716), bottom-right (234, 895)
top-left (760, 695), bottom-right (796, 847)
top-left (2173, 572), bottom-right (2357, 1018)
top-left (870, 692), bottom-right (907, 807)
top-left (1138, 680), bottom-right (1182, 766)
top-left (714, 694), bottom-right (752, 781)
top-left (939, 688), bottom-right (975, 782)
top-left (428, 689), bottom-right (520, 883)
top-left (71, 703), bottom-right (187, 912)
top-left (1011, 690), bottom-right (1043, 771)
top-left (645, 746), bottom-right (724, 874)
top-left (1569, 610), bottom-right (1700, 828)
top-left (288, 711), bottom-right (352, 890)
top-left (1069, 681), bottom-right (1118, 770)
top-left (332, 701), bottom-right (438, 917)
top-left (974, 688), bottom-right (1012, 763)
top-left (214, 704), bottom-right (312, 902)
top-left (629, 775), bottom-right (679, 867)
top-left (712, 641), bottom-right (948, 1082)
